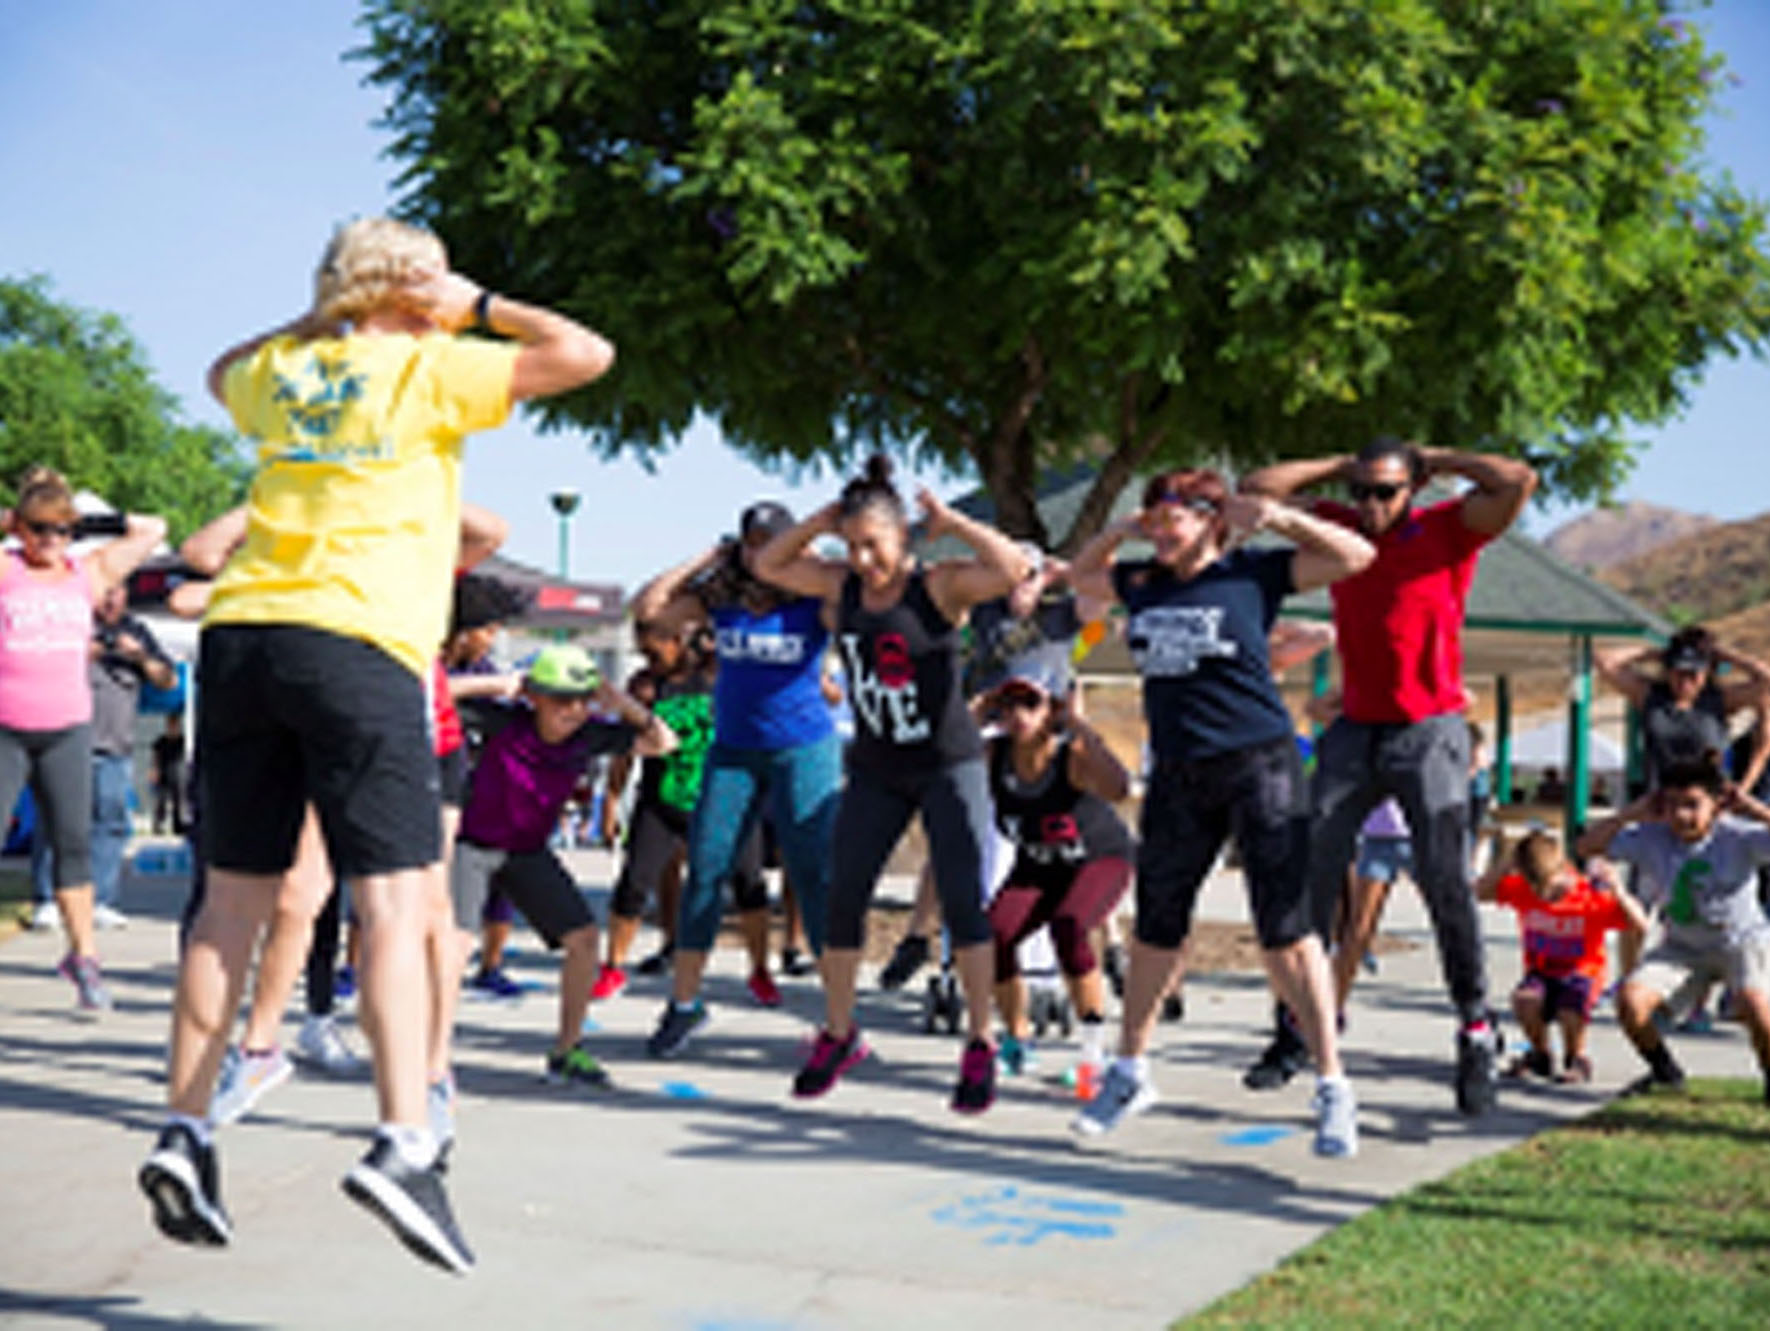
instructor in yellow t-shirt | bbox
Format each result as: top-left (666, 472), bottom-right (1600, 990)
top-left (140, 217), bottom-right (613, 1274)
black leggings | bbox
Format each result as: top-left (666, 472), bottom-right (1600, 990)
top-left (0, 723), bottom-right (93, 888)
top-left (826, 759), bottom-right (994, 951)
top-left (306, 883), bottom-right (344, 1017)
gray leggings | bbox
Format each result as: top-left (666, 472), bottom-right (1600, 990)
top-left (825, 758), bottom-right (994, 951)
top-left (0, 723), bottom-right (93, 888)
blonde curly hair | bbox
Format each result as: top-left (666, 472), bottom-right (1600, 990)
top-left (13, 465), bottom-right (77, 524)
top-left (311, 217), bottom-right (448, 325)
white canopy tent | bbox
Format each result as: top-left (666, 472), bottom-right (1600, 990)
top-left (1506, 718), bottom-right (1626, 773)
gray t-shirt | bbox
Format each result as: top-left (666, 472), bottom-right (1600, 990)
top-left (90, 613), bottom-right (171, 756)
top-left (1608, 817), bottom-right (1770, 947)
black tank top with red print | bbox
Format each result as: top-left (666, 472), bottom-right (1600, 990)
top-left (837, 569), bottom-right (982, 773)
top-left (988, 736), bottom-right (1134, 886)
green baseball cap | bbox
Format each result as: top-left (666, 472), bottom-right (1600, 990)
top-left (525, 644), bottom-right (602, 697)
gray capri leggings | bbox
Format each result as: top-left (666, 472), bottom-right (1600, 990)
top-left (825, 757), bottom-right (994, 951)
top-left (0, 723), bottom-right (94, 888)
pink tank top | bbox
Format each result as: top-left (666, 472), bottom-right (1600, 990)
top-left (0, 551), bottom-right (94, 730)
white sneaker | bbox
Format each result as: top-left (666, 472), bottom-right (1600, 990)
top-left (210, 1046), bottom-right (293, 1125)
top-left (1071, 1061), bottom-right (1157, 1139)
top-left (94, 904), bottom-right (131, 930)
top-left (294, 1015), bottom-right (362, 1075)
top-left (26, 900), bottom-right (59, 931)
top-left (1313, 1076), bottom-right (1359, 1158)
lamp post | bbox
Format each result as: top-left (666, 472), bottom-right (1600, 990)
top-left (549, 489), bottom-right (581, 580)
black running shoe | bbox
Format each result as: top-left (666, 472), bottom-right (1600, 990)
top-left (1160, 991), bottom-right (1185, 1024)
top-left (1243, 1021), bottom-right (1307, 1091)
top-left (1622, 1058), bottom-right (1687, 1098)
top-left (1455, 1025), bottom-right (1498, 1116)
top-left (779, 947), bottom-right (816, 978)
top-left (646, 1001), bottom-right (710, 1058)
top-left (951, 1037), bottom-right (997, 1115)
top-left (635, 944), bottom-right (675, 977)
top-left (342, 1137), bottom-right (475, 1274)
top-left (879, 934), bottom-right (931, 991)
top-left (139, 1122), bottom-right (231, 1247)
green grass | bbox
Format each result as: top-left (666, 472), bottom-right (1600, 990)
top-left (1181, 1080), bottom-right (1770, 1330)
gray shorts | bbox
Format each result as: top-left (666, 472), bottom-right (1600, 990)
top-left (450, 841), bottom-right (595, 950)
top-left (1628, 932), bottom-right (1770, 1012)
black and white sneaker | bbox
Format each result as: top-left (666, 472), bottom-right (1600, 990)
top-left (1455, 1024), bottom-right (1499, 1116)
top-left (139, 1122), bottom-right (231, 1246)
top-left (1243, 1018), bottom-right (1308, 1091)
top-left (342, 1137), bottom-right (475, 1274)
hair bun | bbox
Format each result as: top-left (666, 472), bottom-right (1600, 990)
top-left (863, 454), bottom-right (894, 487)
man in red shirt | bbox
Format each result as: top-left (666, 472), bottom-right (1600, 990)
top-left (1242, 436), bottom-right (1536, 1114)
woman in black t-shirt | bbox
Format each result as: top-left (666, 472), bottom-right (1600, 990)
top-left (756, 456), bottom-right (1032, 1113)
top-left (1068, 468), bottom-right (1375, 1159)
top-left (980, 653), bottom-right (1134, 1076)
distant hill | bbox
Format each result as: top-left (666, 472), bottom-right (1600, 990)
top-left (1543, 501), bottom-right (1716, 572)
top-left (1596, 509), bottom-right (1770, 626)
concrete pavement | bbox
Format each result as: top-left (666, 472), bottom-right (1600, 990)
top-left (0, 842), bottom-right (1757, 1330)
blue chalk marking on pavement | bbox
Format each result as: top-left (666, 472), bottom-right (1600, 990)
top-left (1220, 1125), bottom-right (1295, 1147)
top-left (931, 1184), bottom-right (1124, 1246)
top-left (660, 1081), bottom-right (709, 1100)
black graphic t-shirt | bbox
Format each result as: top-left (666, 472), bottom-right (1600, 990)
top-left (989, 736), bottom-right (1134, 887)
top-left (1113, 548), bottom-right (1295, 762)
top-left (837, 570), bottom-right (983, 774)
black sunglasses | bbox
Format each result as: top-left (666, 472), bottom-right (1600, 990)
top-left (24, 520), bottom-right (76, 539)
top-left (1349, 481), bottom-right (1406, 503)
top-left (1151, 493), bottom-right (1220, 516)
top-left (998, 689), bottom-right (1047, 712)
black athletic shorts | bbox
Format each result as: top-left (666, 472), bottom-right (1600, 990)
top-left (198, 624), bottom-right (441, 878)
top-left (438, 744), bottom-right (470, 809)
top-left (450, 840), bottom-right (594, 949)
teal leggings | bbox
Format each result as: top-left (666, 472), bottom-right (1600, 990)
top-left (676, 735), bottom-right (841, 954)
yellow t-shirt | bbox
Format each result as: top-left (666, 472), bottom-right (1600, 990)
top-left (206, 331), bottom-right (518, 675)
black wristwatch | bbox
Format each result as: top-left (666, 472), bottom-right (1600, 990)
top-left (473, 289), bottom-right (495, 333)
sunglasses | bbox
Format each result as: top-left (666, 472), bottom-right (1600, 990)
top-left (997, 689), bottom-right (1047, 712)
top-left (24, 520), bottom-right (76, 539)
top-left (1150, 493), bottom-right (1220, 516)
top-left (1349, 481), bottom-right (1406, 503)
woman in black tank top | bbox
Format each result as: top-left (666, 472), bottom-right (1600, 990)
top-left (756, 455), bottom-right (1033, 1113)
top-left (980, 653), bottom-right (1135, 1079)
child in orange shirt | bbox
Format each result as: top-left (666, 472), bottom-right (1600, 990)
top-left (1478, 829), bottom-right (1648, 1083)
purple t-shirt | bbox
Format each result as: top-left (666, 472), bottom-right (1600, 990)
top-left (459, 706), bottom-right (636, 854)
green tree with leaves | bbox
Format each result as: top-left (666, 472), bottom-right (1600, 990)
top-left (0, 276), bottom-right (249, 540)
top-left (360, 0), bottom-right (1769, 550)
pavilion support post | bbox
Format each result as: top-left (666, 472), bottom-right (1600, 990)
top-left (1625, 701), bottom-right (1645, 799)
top-left (1565, 635), bottom-right (1594, 845)
top-left (1494, 674), bottom-right (1513, 806)
top-left (1311, 649), bottom-right (1331, 737)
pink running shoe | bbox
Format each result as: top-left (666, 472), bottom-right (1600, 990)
top-left (792, 1027), bottom-right (869, 1099)
top-left (590, 965), bottom-right (627, 1001)
top-left (747, 967), bottom-right (783, 1008)
top-left (951, 1037), bottom-right (997, 1115)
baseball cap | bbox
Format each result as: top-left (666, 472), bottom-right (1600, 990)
top-left (740, 500), bottom-right (794, 543)
top-left (525, 644), bottom-right (602, 697)
top-left (1664, 643), bottom-right (1710, 673)
top-left (996, 649), bottom-right (1072, 701)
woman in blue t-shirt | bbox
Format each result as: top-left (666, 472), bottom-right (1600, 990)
top-left (632, 501), bottom-right (845, 1059)
top-left (1069, 468), bottom-right (1375, 1158)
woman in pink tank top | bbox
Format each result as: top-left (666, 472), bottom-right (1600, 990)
top-left (1, 466), bottom-right (167, 1013)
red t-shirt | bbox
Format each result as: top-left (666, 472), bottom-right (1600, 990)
top-left (1317, 498), bottom-right (1490, 724)
top-left (431, 657), bottom-right (464, 757)
top-left (1494, 872), bottom-right (1630, 980)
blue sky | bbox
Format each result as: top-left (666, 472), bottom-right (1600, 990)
top-left (2, 1), bottom-right (1766, 585)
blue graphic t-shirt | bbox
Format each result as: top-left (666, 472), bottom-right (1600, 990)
top-left (1113, 549), bottom-right (1295, 762)
top-left (708, 597), bottom-right (833, 751)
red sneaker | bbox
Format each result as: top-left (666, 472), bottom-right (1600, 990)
top-left (746, 967), bottom-right (783, 1008)
top-left (591, 965), bottom-right (627, 1001)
